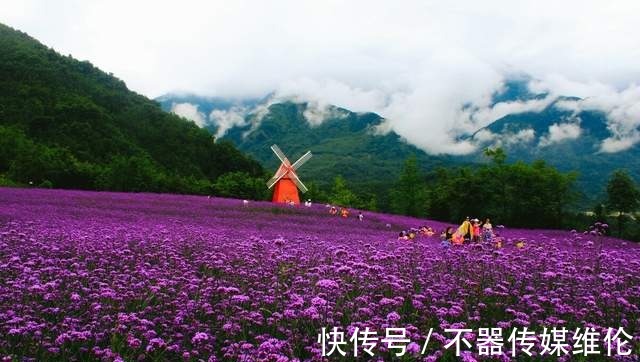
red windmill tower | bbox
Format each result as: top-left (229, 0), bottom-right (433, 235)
top-left (266, 144), bottom-right (312, 205)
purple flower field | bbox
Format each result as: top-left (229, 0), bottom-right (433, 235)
top-left (0, 187), bottom-right (639, 361)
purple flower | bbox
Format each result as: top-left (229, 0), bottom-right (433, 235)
top-left (406, 342), bottom-right (420, 354)
top-left (315, 279), bottom-right (339, 289)
top-left (191, 332), bottom-right (210, 345)
top-left (2, 188), bottom-right (639, 361)
top-left (386, 311), bottom-right (401, 323)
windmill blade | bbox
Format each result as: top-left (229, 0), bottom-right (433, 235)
top-left (291, 151), bottom-right (312, 170)
top-left (289, 171), bottom-right (308, 193)
top-left (266, 166), bottom-right (288, 189)
top-left (271, 144), bottom-right (290, 166)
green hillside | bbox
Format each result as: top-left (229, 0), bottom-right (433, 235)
top-left (158, 79), bottom-right (640, 208)
top-left (224, 102), bottom-right (450, 183)
top-left (0, 23), bottom-right (263, 193)
top-left (466, 100), bottom-right (640, 204)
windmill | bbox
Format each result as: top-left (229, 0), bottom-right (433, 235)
top-left (266, 144), bottom-right (312, 205)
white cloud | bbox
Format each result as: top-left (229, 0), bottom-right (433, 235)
top-left (504, 129), bottom-right (536, 145)
top-left (2, 0), bottom-right (640, 154)
top-left (170, 102), bottom-right (206, 127)
top-left (600, 133), bottom-right (640, 153)
top-left (302, 102), bottom-right (348, 126)
top-left (466, 97), bottom-right (554, 127)
top-left (275, 78), bottom-right (388, 115)
top-left (550, 81), bottom-right (640, 152)
top-left (472, 128), bottom-right (535, 149)
top-left (473, 129), bottom-right (498, 144)
top-left (539, 122), bottom-right (582, 147)
top-left (209, 107), bottom-right (249, 139)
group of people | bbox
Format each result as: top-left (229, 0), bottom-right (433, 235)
top-left (327, 205), bottom-right (364, 221)
top-left (398, 226), bottom-right (436, 240)
top-left (395, 217), bottom-right (506, 248)
top-left (441, 217), bottom-right (497, 246)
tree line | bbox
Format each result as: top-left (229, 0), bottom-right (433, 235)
top-left (273, 148), bottom-right (639, 242)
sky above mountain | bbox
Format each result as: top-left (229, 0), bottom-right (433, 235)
top-left (2, 0), bottom-right (639, 154)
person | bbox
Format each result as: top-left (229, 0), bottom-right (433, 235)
top-left (453, 217), bottom-right (471, 244)
top-left (482, 218), bottom-right (494, 242)
top-left (398, 230), bottom-right (408, 241)
top-left (357, 211), bottom-right (364, 221)
top-left (340, 207), bottom-right (349, 218)
top-left (329, 206), bottom-right (338, 215)
top-left (440, 227), bottom-right (453, 248)
top-left (426, 226), bottom-right (435, 237)
top-left (441, 227), bottom-right (454, 241)
top-left (408, 228), bottom-right (417, 240)
top-left (472, 219), bottom-right (481, 242)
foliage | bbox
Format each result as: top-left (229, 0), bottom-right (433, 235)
top-left (606, 169), bottom-right (640, 214)
top-left (301, 181), bottom-right (328, 204)
top-left (217, 101), bottom-right (452, 193)
top-left (390, 155), bottom-right (428, 217)
top-left (606, 169), bottom-right (640, 237)
top-left (213, 172), bottom-right (269, 200)
top-left (423, 148), bottom-right (578, 228)
top-left (328, 175), bottom-right (359, 207)
top-left (0, 23), bottom-right (263, 196)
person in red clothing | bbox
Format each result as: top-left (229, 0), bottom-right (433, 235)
top-left (471, 218), bottom-right (481, 242)
top-left (340, 207), bottom-right (349, 218)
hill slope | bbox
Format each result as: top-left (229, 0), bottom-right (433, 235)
top-left (466, 90), bottom-right (640, 202)
top-left (160, 79), bottom-right (640, 206)
top-left (159, 97), bottom-right (455, 189)
top-left (0, 23), bottom-right (263, 192)
top-left (223, 102), bottom-right (452, 184)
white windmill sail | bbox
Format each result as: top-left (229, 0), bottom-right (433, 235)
top-left (266, 144), bottom-right (312, 193)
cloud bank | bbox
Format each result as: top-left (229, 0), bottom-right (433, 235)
top-left (170, 103), bottom-right (206, 128)
top-left (539, 122), bottom-right (582, 147)
top-left (2, 0), bottom-right (639, 153)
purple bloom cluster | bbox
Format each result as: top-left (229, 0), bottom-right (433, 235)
top-left (0, 188), bottom-right (639, 361)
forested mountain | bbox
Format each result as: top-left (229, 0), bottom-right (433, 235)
top-left (0, 23), bottom-right (263, 193)
top-left (464, 84), bottom-right (640, 203)
top-left (160, 79), bottom-right (639, 206)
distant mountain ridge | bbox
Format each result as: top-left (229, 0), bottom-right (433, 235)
top-left (465, 81), bottom-right (640, 201)
top-left (158, 79), bottom-right (639, 207)
top-left (158, 96), bottom-right (457, 190)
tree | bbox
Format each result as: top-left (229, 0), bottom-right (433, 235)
top-left (329, 175), bottom-right (358, 206)
top-left (606, 170), bottom-right (640, 236)
top-left (213, 172), bottom-right (268, 200)
top-left (96, 155), bottom-right (163, 192)
top-left (483, 147), bottom-right (507, 165)
top-left (390, 156), bottom-right (428, 217)
top-left (0, 23), bottom-right (264, 194)
top-left (303, 181), bottom-right (328, 204)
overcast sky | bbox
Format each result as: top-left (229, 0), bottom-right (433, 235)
top-left (2, 0), bottom-right (640, 154)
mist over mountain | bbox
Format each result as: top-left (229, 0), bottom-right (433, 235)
top-left (159, 78), bottom-right (640, 206)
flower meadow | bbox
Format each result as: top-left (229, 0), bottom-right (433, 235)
top-left (0, 188), bottom-right (639, 361)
